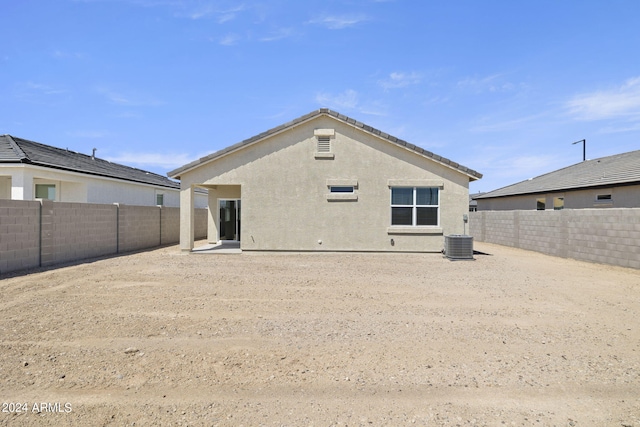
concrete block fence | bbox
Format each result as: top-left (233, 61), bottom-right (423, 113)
top-left (0, 199), bottom-right (208, 275)
top-left (470, 208), bottom-right (640, 269)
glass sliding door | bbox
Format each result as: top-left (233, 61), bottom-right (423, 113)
top-left (219, 199), bottom-right (241, 241)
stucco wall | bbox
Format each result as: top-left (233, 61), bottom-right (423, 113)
top-left (477, 184), bottom-right (640, 210)
top-left (470, 209), bottom-right (640, 269)
top-left (182, 116), bottom-right (473, 252)
top-left (0, 199), bottom-right (208, 275)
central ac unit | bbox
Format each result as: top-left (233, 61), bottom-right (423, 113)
top-left (444, 235), bottom-right (474, 260)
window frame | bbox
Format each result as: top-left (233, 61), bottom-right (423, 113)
top-left (390, 186), bottom-right (440, 227)
top-left (329, 186), bottom-right (354, 193)
top-left (35, 183), bottom-right (56, 201)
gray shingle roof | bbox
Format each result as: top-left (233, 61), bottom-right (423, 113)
top-left (168, 108), bottom-right (483, 181)
top-left (0, 134), bottom-right (180, 189)
top-left (476, 149), bottom-right (640, 199)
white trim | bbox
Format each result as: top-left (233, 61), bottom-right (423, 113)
top-left (326, 193), bottom-right (358, 201)
top-left (387, 179), bottom-right (444, 188)
top-left (327, 179), bottom-right (358, 187)
top-left (387, 227), bottom-right (443, 234)
top-left (389, 186), bottom-right (440, 227)
top-left (4, 163), bottom-right (179, 191)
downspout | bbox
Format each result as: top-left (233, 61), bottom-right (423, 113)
top-left (114, 203), bottom-right (120, 254)
top-left (38, 200), bottom-right (42, 267)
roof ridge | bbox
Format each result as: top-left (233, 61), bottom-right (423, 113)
top-left (168, 109), bottom-right (483, 180)
top-left (477, 149), bottom-right (640, 199)
top-left (2, 134), bottom-right (29, 160)
top-left (6, 135), bottom-right (180, 189)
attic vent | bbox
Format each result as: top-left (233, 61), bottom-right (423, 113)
top-left (317, 136), bottom-right (331, 153)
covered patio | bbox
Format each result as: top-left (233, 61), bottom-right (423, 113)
top-left (179, 184), bottom-right (241, 252)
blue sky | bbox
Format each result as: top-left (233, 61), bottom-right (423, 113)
top-left (2, 0), bottom-right (639, 193)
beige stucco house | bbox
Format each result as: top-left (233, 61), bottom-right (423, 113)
top-left (168, 109), bottom-right (482, 252)
top-left (475, 149), bottom-right (640, 211)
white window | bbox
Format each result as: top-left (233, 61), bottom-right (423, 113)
top-left (390, 187), bottom-right (439, 226)
top-left (156, 194), bottom-right (164, 206)
top-left (35, 184), bottom-right (56, 200)
top-left (329, 186), bottom-right (354, 193)
top-left (553, 197), bottom-right (564, 210)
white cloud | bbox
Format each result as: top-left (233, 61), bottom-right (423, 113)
top-left (566, 76), bottom-right (640, 121)
top-left (259, 27), bottom-right (294, 42)
top-left (457, 73), bottom-right (515, 93)
top-left (97, 87), bottom-right (164, 106)
top-left (308, 14), bottom-right (369, 30)
top-left (378, 71), bottom-right (421, 89)
top-left (105, 152), bottom-right (197, 169)
top-left (316, 89), bottom-right (359, 110)
top-left (218, 33), bottom-right (241, 46)
top-left (470, 112), bottom-right (549, 133)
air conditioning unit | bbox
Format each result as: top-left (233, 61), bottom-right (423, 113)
top-left (444, 235), bottom-right (474, 260)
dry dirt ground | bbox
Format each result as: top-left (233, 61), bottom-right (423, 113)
top-left (0, 242), bottom-right (638, 426)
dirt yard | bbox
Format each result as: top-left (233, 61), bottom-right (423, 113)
top-left (0, 242), bottom-right (638, 426)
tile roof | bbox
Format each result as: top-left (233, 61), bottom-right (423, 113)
top-left (0, 134), bottom-right (180, 189)
top-left (476, 149), bottom-right (640, 199)
top-left (168, 108), bottom-right (483, 181)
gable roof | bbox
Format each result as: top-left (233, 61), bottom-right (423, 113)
top-left (168, 109), bottom-right (483, 181)
top-left (0, 134), bottom-right (180, 189)
top-left (476, 149), bottom-right (640, 199)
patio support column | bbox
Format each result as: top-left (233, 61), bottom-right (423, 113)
top-left (11, 169), bottom-right (33, 200)
top-left (180, 184), bottom-right (195, 252)
top-left (207, 189), bottom-right (218, 243)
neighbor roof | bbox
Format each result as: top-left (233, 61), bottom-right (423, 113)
top-left (0, 134), bottom-right (180, 189)
top-left (476, 149), bottom-right (640, 199)
top-left (168, 108), bottom-right (483, 181)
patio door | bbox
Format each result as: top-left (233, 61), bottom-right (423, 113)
top-left (219, 199), bottom-right (241, 241)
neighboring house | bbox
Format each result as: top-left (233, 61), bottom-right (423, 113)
top-left (475, 149), bottom-right (640, 211)
top-left (469, 192), bottom-right (485, 212)
top-left (168, 109), bottom-right (482, 252)
top-left (0, 134), bottom-right (207, 207)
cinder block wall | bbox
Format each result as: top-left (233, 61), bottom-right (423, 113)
top-left (160, 207), bottom-right (180, 244)
top-left (0, 199), bottom-right (210, 275)
top-left (43, 201), bottom-right (118, 266)
top-left (0, 200), bottom-right (41, 273)
top-left (118, 205), bottom-right (161, 252)
top-left (195, 208), bottom-right (208, 239)
top-left (470, 209), bottom-right (640, 269)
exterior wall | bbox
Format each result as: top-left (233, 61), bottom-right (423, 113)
top-left (477, 184), bottom-right (640, 210)
top-left (470, 209), bottom-right (640, 269)
top-left (118, 205), bottom-right (161, 252)
top-left (0, 164), bottom-right (208, 208)
top-left (0, 199), bottom-right (41, 273)
top-left (181, 116), bottom-right (473, 252)
top-left (161, 207), bottom-right (180, 244)
top-left (0, 176), bottom-right (11, 199)
top-left (195, 207), bottom-right (208, 240)
top-left (0, 199), bottom-right (208, 275)
top-left (42, 201), bottom-right (118, 266)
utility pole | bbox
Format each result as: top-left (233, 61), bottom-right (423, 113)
top-left (572, 139), bottom-right (586, 161)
